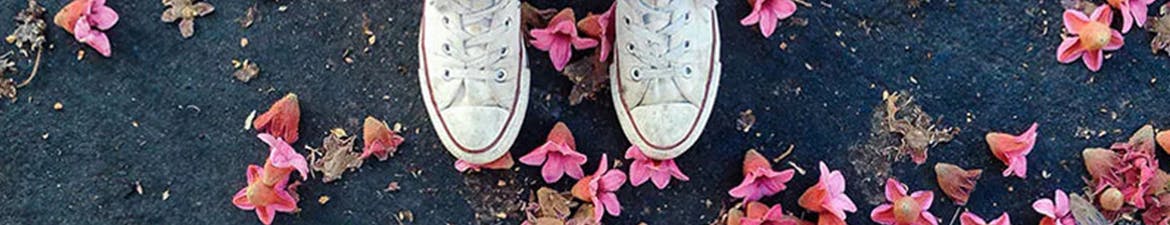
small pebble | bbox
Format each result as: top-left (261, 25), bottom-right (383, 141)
top-left (53, 102), bottom-right (62, 110)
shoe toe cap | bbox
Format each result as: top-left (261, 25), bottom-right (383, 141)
top-left (440, 106), bottom-right (510, 150)
top-left (629, 103), bottom-right (700, 148)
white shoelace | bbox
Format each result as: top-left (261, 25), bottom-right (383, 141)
top-left (622, 0), bottom-right (711, 82)
top-left (432, 0), bottom-right (514, 83)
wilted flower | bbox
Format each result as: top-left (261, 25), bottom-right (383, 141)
top-left (54, 0), bottom-right (118, 57)
top-left (869, 178), bottom-right (938, 225)
top-left (254, 93), bottom-right (301, 143)
top-left (529, 9), bottom-right (598, 71)
top-left (729, 149), bottom-right (794, 202)
top-left (361, 116), bottom-right (405, 161)
top-left (798, 162), bottom-right (857, 225)
top-left (626, 145), bottom-right (689, 189)
top-left (520, 122), bottom-right (588, 183)
top-left (986, 123), bottom-right (1038, 178)
top-left (571, 154), bottom-right (626, 222)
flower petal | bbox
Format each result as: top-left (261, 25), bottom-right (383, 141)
top-left (1033, 199), bottom-right (1056, 217)
top-left (1104, 30), bottom-right (1124, 51)
top-left (884, 178), bottom-right (906, 202)
top-left (959, 212), bottom-right (987, 225)
top-left (869, 204), bottom-right (896, 224)
top-left (629, 161), bottom-right (651, 186)
top-left (541, 154), bottom-right (567, 183)
top-left (88, 6), bottom-right (119, 30)
top-left (1062, 10), bottom-right (1091, 34)
top-left (519, 143), bottom-right (552, 166)
top-left (1056, 38), bottom-right (1085, 64)
top-left (1083, 50), bottom-right (1103, 72)
top-left (1091, 6), bottom-right (1112, 25)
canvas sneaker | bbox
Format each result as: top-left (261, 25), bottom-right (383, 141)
top-left (419, 0), bottom-right (529, 164)
top-left (612, 0), bottom-right (721, 160)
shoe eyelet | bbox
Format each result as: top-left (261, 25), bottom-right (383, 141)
top-left (442, 43), bottom-right (451, 53)
top-left (683, 66), bottom-right (694, 77)
top-left (627, 43), bottom-right (635, 51)
top-left (684, 12), bottom-right (691, 21)
top-left (504, 18), bottom-right (512, 27)
top-left (683, 40), bottom-right (690, 48)
top-left (442, 70), bottom-right (453, 80)
top-left (630, 68), bottom-right (642, 81)
top-left (499, 47), bottom-right (508, 56)
top-left (494, 69), bottom-right (508, 82)
top-left (442, 16), bottom-right (450, 25)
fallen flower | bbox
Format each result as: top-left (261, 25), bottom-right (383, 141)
top-left (986, 123), bottom-right (1038, 178)
top-left (455, 152), bottom-right (515, 172)
top-left (361, 116), bottom-right (405, 161)
top-left (9, 0), bottom-right (47, 54)
top-left (740, 0), bottom-right (797, 37)
top-left (1032, 189), bottom-right (1075, 225)
top-left (1149, 4), bottom-right (1170, 56)
top-left (1106, 0), bottom-right (1153, 33)
top-left (626, 145), bottom-right (689, 189)
top-left (933, 163), bottom-right (982, 205)
top-left (254, 93), bottom-right (301, 143)
top-left (884, 92), bottom-right (958, 165)
top-left (959, 212), bottom-right (1010, 225)
top-left (1056, 7), bottom-right (1123, 72)
top-left (571, 154), bottom-right (626, 222)
top-left (520, 122), bottom-right (588, 183)
top-left (561, 54), bottom-right (609, 105)
top-left (739, 201), bottom-right (799, 225)
top-left (528, 9), bottom-right (598, 71)
top-left (53, 0), bottom-right (118, 57)
top-left (310, 129), bottom-right (363, 183)
top-left (232, 165), bottom-right (298, 225)
top-left (577, 3), bottom-right (615, 62)
top-left (799, 161), bottom-right (857, 225)
top-left (258, 133), bottom-right (309, 182)
top-left (161, 0), bottom-right (215, 38)
top-left (1157, 129), bottom-right (1170, 155)
top-left (870, 178), bottom-right (938, 225)
top-left (729, 149), bottom-right (794, 202)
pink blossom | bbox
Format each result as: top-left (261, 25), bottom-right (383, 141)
top-left (1107, 0), bottom-right (1154, 33)
top-left (740, 201), bottom-right (799, 225)
top-left (1056, 7), bottom-right (1124, 72)
top-left (571, 154), bottom-right (627, 222)
top-left (232, 165), bottom-right (298, 225)
top-left (519, 122), bottom-right (588, 183)
top-left (55, 0), bottom-right (118, 57)
top-left (529, 9), bottom-right (598, 71)
top-left (739, 0), bottom-right (796, 37)
top-left (798, 162), bottom-right (858, 222)
top-left (959, 212), bottom-right (1011, 225)
top-left (454, 152), bottom-right (515, 172)
top-left (729, 149), bottom-right (794, 201)
top-left (258, 133), bottom-right (309, 180)
top-left (869, 178), bottom-right (938, 225)
top-left (1032, 190), bottom-right (1075, 225)
top-left (626, 145), bottom-right (689, 189)
top-left (986, 123), bottom-right (1038, 178)
top-left (578, 3), bottom-right (616, 62)
top-left (361, 116), bottom-right (405, 161)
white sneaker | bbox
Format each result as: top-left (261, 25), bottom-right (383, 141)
top-left (612, 0), bottom-right (721, 160)
top-left (419, 0), bottom-right (529, 165)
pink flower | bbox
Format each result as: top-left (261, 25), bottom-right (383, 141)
top-left (361, 116), bottom-right (405, 161)
top-left (454, 152), bottom-right (515, 172)
top-left (571, 154), bottom-right (626, 222)
top-left (578, 3), bottom-right (616, 62)
top-left (258, 133), bottom-right (309, 180)
top-left (1107, 0), bottom-right (1154, 33)
top-left (729, 149), bottom-right (794, 201)
top-left (740, 201), bottom-right (800, 225)
top-left (798, 162), bottom-right (858, 223)
top-left (529, 9), bottom-right (598, 71)
top-left (1032, 190), bottom-right (1075, 225)
top-left (986, 123), bottom-right (1038, 178)
top-left (870, 178), bottom-right (938, 225)
top-left (959, 212), bottom-right (1010, 225)
top-left (53, 0), bottom-right (118, 57)
top-left (1056, 7), bottom-right (1124, 72)
top-left (232, 165), bottom-right (298, 225)
top-left (520, 122), bottom-right (588, 183)
top-left (626, 145), bottom-right (689, 189)
top-left (740, 0), bottom-right (796, 37)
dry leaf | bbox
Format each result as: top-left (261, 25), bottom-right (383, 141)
top-left (1069, 193), bottom-right (1108, 224)
top-left (0, 53), bottom-right (16, 101)
top-left (1150, 5), bottom-right (1170, 55)
top-left (310, 129), bottom-right (363, 183)
top-left (233, 60), bottom-right (260, 82)
top-left (240, 5), bottom-right (258, 28)
top-left (9, 0), bottom-right (46, 55)
top-left (883, 91), bottom-right (958, 165)
top-left (161, 0), bottom-right (214, 38)
top-left (562, 55), bottom-right (609, 105)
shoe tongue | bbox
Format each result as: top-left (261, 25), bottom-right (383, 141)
top-left (459, 0), bottom-right (495, 11)
top-left (641, 0), bottom-right (672, 8)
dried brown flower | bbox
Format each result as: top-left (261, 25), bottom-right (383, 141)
top-left (0, 53), bottom-right (15, 101)
top-left (9, 0), bottom-right (46, 55)
top-left (233, 59), bottom-right (260, 82)
top-left (309, 129), bottom-right (363, 183)
top-left (884, 91), bottom-right (958, 165)
top-left (561, 55), bottom-right (609, 105)
top-left (161, 0), bottom-right (214, 38)
top-left (1151, 5), bottom-right (1170, 55)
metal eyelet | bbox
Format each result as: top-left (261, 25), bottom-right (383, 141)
top-left (504, 18), bottom-right (512, 27)
top-left (624, 17), bottom-right (631, 25)
top-left (683, 66), bottom-right (694, 77)
top-left (442, 43), bottom-right (451, 53)
top-left (442, 70), bottom-right (453, 80)
top-left (494, 69), bottom-right (508, 82)
top-left (442, 16), bottom-right (450, 25)
top-left (499, 47), bottom-right (508, 56)
top-left (630, 68), bottom-right (642, 81)
top-left (684, 12), bottom-right (691, 21)
top-left (683, 40), bottom-right (691, 48)
top-left (627, 43), bottom-right (635, 51)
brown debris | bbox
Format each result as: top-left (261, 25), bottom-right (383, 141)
top-left (239, 5), bottom-right (258, 28)
top-left (8, 0), bottom-right (45, 55)
top-left (1150, 4), bottom-right (1170, 56)
top-left (883, 91), bottom-right (958, 165)
top-left (309, 128), bottom-right (363, 183)
top-left (561, 55), bottom-right (609, 105)
top-left (463, 173), bottom-right (525, 222)
top-left (847, 91), bottom-right (955, 204)
top-left (161, 0), bottom-right (215, 38)
top-left (0, 53), bottom-right (16, 101)
top-left (232, 59), bottom-right (260, 82)
top-left (737, 109), bottom-right (757, 133)
top-left (520, 3), bottom-right (557, 42)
